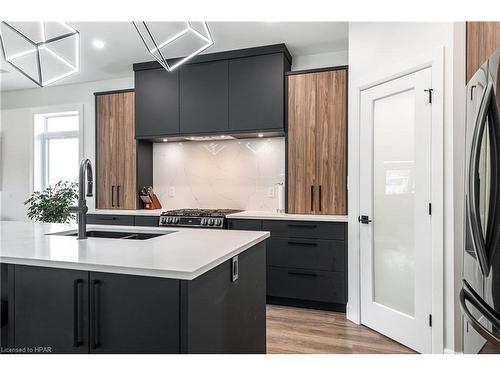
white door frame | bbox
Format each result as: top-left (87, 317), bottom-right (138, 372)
top-left (347, 47), bottom-right (444, 353)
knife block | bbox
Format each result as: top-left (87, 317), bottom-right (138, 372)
top-left (141, 194), bottom-right (162, 210)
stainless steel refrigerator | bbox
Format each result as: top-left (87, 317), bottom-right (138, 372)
top-left (462, 49), bottom-right (500, 353)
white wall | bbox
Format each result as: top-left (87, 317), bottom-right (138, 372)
top-left (0, 75), bottom-right (134, 220)
top-left (292, 50), bottom-right (348, 71)
top-left (347, 22), bottom-right (466, 353)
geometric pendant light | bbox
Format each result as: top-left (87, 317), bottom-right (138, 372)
top-left (0, 21), bottom-right (80, 87)
top-left (132, 21), bottom-right (214, 72)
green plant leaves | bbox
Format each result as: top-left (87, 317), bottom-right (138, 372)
top-left (24, 181), bottom-right (78, 223)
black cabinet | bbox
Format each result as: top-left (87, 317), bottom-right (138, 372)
top-left (227, 218), bottom-right (347, 311)
top-left (134, 44), bottom-right (291, 139)
top-left (134, 215), bottom-right (159, 227)
top-left (135, 68), bottom-right (179, 138)
top-left (227, 218), bottom-right (262, 231)
top-left (228, 53), bottom-right (289, 132)
top-left (14, 265), bottom-right (89, 353)
top-left (86, 214), bottom-right (134, 226)
top-left (180, 60), bottom-right (228, 134)
top-left (1, 240), bottom-right (266, 354)
top-left (89, 272), bottom-right (179, 353)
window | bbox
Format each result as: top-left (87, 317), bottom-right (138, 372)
top-left (34, 111), bottom-right (81, 191)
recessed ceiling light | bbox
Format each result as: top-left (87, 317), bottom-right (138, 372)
top-left (92, 40), bottom-right (105, 49)
top-left (258, 133), bottom-right (264, 138)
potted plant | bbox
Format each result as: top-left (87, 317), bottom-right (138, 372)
top-left (24, 181), bottom-right (78, 223)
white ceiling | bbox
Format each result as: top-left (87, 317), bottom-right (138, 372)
top-left (0, 22), bottom-right (348, 91)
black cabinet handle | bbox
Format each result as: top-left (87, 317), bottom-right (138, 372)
top-left (111, 186), bottom-right (115, 207)
top-left (319, 185), bottom-right (322, 212)
top-left (73, 279), bottom-right (83, 347)
top-left (310, 185), bottom-right (314, 211)
top-left (99, 216), bottom-right (117, 221)
top-left (117, 185), bottom-right (121, 207)
top-left (288, 271), bottom-right (318, 277)
top-left (92, 280), bottom-right (101, 349)
top-left (287, 223), bottom-right (317, 229)
top-left (287, 241), bottom-right (318, 247)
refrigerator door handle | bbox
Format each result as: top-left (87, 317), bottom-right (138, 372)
top-left (468, 82), bottom-right (494, 276)
top-left (460, 279), bottom-right (500, 344)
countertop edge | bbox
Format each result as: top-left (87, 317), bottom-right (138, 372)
top-left (88, 209), bottom-right (349, 222)
top-left (0, 232), bottom-right (270, 280)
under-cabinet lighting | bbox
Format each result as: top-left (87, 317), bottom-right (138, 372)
top-left (257, 133), bottom-right (264, 138)
top-left (184, 135), bottom-right (235, 142)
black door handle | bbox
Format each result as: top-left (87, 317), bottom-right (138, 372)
top-left (73, 279), bottom-right (84, 347)
top-left (288, 241), bottom-right (318, 247)
top-left (111, 186), bottom-right (115, 207)
top-left (358, 215), bottom-right (372, 224)
top-left (92, 280), bottom-right (101, 349)
top-left (116, 185), bottom-right (121, 207)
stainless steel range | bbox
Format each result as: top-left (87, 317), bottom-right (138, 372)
top-left (159, 209), bottom-right (242, 229)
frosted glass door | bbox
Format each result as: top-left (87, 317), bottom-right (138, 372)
top-left (372, 88), bottom-right (416, 317)
top-left (360, 67), bottom-right (433, 353)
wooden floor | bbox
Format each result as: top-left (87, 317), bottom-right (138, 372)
top-left (267, 304), bottom-right (416, 354)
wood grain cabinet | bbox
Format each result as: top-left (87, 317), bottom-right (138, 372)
top-left (467, 22), bottom-right (500, 82)
top-left (96, 91), bottom-right (137, 209)
top-left (287, 69), bottom-right (347, 215)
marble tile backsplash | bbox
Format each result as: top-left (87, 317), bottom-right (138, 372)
top-left (153, 137), bottom-right (285, 211)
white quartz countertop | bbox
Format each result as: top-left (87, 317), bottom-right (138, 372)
top-left (0, 221), bottom-right (269, 280)
top-left (226, 211), bottom-right (348, 222)
top-left (88, 209), bottom-right (348, 222)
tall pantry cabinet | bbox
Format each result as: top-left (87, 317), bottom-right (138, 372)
top-left (95, 90), bottom-right (137, 209)
top-left (287, 68), bottom-right (347, 215)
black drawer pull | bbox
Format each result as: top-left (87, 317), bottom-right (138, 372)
top-left (288, 271), bottom-right (318, 277)
top-left (98, 217), bottom-right (117, 221)
top-left (287, 241), bottom-right (318, 247)
top-left (287, 224), bottom-right (317, 229)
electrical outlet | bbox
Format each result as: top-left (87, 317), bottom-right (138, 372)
top-left (268, 186), bottom-right (275, 198)
top-left (169, 186), bottom-right (175, 197)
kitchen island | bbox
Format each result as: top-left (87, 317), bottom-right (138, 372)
top-left (0, 221), bottom-right (269, 354)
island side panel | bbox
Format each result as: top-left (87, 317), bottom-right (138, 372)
top-left (182, 241), bottom-right (267, 354)
top-left (0, 264), bottom-right (14, 351)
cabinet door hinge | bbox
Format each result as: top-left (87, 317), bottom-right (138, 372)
top-left (428, 203), bottom-right (432, 215)
top-left (429, 314), bottom-right (433, 327)
top-left (424, 88), bottom-right (434, 104)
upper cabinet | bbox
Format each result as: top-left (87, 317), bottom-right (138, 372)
top-left (96, 90), bottom-right (153, 210)
top-left (287, 69), bottom-right (347, 215)
top-left (466, 22), bottom-right (500, 83)
top-left (180, 60), bottom-right (229, 134)
top-left (133, 44), bottom-right (292, 140)
top-left (135, 68), bottom-right (179, 137)
top-left (229, 53), bottom-right (290, 132)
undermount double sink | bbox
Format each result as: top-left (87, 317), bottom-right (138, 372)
top-left (49, 229), bottom-right (175, 240)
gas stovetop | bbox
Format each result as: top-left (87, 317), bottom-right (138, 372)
top-left (159, 209), bottom-right (242, 228)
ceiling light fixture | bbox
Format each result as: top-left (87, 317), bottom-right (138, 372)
top-left (92, 40), bottom-right (105, 49)
top-left (257, 133), bottom-right (264, 138)
top-left (0, 21), bottom-right (80, 87)
top-left (132, 21), bottom-right (214, 72)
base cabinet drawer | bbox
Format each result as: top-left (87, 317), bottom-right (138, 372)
top-left (227, 219), bottom-right (262, 231)
top-left (134, 216), bottom-right (159, 227)
top-left (267, 266), bottom-right (346, 304)
top-left (262, 220), bottom-right (345, 240)
top-left (267, 237), bottom-right (345, 272)
top-left (86, 214), bottom-right (134, 226)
